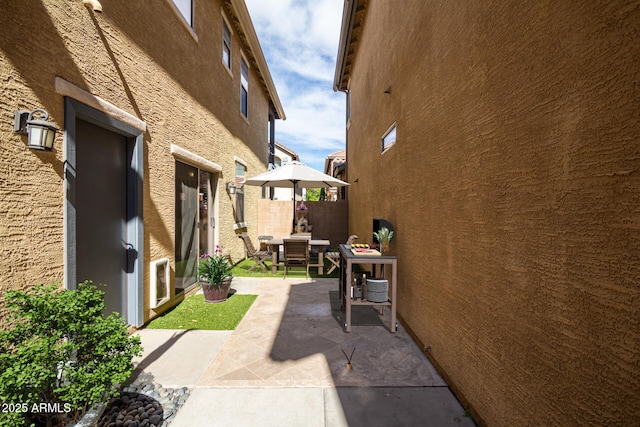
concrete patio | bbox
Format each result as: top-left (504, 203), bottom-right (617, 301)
top-left (130, 277), bottom-right (475, 426)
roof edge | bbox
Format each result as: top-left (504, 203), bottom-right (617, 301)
top-left (333, 0), bottom-right (358, 92)
top-left (275, 141), bottom-right (299, 160)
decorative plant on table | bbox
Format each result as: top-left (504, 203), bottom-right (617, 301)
top-left (373, 227), bottom-right (394, 255)
top-left (199, 245), bottom-right (234, 303)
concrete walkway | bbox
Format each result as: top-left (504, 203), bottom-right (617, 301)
top-left (130, 277), bottom-right (475, 426)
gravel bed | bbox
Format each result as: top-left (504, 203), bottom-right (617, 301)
top-left (97, 381), bottom-right (190, 427)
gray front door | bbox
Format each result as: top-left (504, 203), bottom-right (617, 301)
top-left (75, 119), bottom-right (128, 317)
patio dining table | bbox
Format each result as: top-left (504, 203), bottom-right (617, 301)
top-left (265, 238), bottom-right (331, 275)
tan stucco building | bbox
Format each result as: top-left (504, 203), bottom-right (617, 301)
top-left (271, 141), bottom-right (300, 201)
top-left (324, 149), bottom-right (346, 201)
top-left (335, 1), bottom-right (639, 425)
top-left (0, 0), bottom-right (284, 327)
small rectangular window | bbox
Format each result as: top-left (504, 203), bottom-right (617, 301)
top-left (382, 123), bottom-right (396, 152)
top-left (222, 20), bottom-right (231, 70)
top-left (172, 0), bottom-right (193, 28)
top-left (240, 58), bottom-right (249, 118)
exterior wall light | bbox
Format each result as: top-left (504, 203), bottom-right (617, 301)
top-left (83, 0), bottom-right (103, 13)
top-left (14, 109), bottom-right (59, 151)
top-left (226, 181), bottom-right (237, 195)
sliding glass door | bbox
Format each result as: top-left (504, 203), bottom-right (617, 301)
top-left (199, 169), bottom-right (214, 258)
top-left (175, 162), bottom-right (216, 293)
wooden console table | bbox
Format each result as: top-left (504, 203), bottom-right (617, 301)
top-left (338, 244), bottom-right (397, 333)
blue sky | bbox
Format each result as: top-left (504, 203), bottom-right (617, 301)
top-left (244, 0), bottom-right (346, 173)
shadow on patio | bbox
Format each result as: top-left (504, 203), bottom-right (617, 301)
top-left (130, 277), bottom-right (475, 425)
top-left (195, 279), bottom-right (443, 386)
top-left (268, 280), bottom-right (440, 388)
top-left (187, 277), bottom-right (474, 426)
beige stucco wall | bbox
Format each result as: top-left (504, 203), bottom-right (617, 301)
top-left (256, 199), bottom-right (348, 246)
top-left (345, 1), bottom-right (639, 425)
top-left (0, 0), bottom-right (274, 325)
top-left (257, 199), bottom-right (294, 239)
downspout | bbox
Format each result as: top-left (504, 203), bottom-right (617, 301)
top-left (344, 89), bottom-right (350, 201)
top-left (268, 107), bottom-right (275, 169)
top-left (268, 105), bottom-right (276, 199)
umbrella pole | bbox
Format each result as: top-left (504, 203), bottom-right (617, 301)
top-left (292, 181), bottom-right (297, 233)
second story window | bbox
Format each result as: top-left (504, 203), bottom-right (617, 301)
top-left (240, 57), bottom-right (249, 118)
top-left (222, 19), bottom-right (232, 70)
top-left (172, 0), bottom-right (193, 28)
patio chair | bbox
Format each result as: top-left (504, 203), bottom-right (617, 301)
top-left (325, 235), bottom-right (358, 275)
top-left (238, 233), bottom-right (271, 272)
top-left (257, 235), bottom-right (273, 251)
top-left (283, 238), bottom-right (310, 279)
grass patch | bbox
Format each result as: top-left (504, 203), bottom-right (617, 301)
top-left (146, 293), bottom-right (257, 330)
top-left (231, 257), bottom-right (340, 279)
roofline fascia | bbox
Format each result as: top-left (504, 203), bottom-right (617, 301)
top-left (333, 0), bottom-right (357, 92)
top-left (230, 0), bottom-right (286, 120)
top-left (275, 141), bottom-right (299, 159)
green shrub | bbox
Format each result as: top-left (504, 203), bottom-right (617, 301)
top-left (0, 282), bottom-right (143, 427)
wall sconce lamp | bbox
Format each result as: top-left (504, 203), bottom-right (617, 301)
top-left (226, 181), bottom-right (237, 195)
top-left (83, 0), bottom-right (103, 13)
top-left (14, 109), bottom-right (59, 151)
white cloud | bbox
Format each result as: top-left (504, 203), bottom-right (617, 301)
top-left (247, 0), bottom-right (341, 55)
top-left (245, 0), bottom-right (346, 171)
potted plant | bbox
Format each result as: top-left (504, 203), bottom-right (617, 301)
top-left (373, 227), bottom-right (394, 255)
top-left (198, 245), bottom-right (233, 303)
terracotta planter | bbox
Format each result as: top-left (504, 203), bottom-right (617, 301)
top-left (201, 278), bottom-right (232, 303)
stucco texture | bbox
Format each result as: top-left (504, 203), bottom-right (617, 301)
top-left (345, 1), bottom-right (639, 425)
top-left (257, 199), bottom-right (348, 246)
top-left (0, 0), bottom-right (273, 324)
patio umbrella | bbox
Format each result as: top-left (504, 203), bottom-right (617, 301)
top-left (244, 161), bottom-right (349, 230)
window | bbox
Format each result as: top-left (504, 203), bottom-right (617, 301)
top-left (235, 161), bottom-right (246, 223)
top-left (222, 19), bottom-right (232, 70)
top-left (172, 0), bottom-right (193, 28)
top-left (240, 57), bottom-right (249, 118)
top-left (382, 123), bottom-right (397, 152)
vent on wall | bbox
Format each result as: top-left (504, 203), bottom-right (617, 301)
top-left (150, 258), bottom-right (170, 309)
